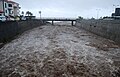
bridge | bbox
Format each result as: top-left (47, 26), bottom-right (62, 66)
top-left (37, 17), bottom-right (77, 26)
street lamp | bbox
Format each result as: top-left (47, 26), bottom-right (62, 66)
top-left (96, 9), bottom-right (101, 19)
top-left (39, 11), bottom-right (41, 19)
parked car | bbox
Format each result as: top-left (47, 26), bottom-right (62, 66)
top-left (9, 17), bottom-right (15, 21)
top-left (21, 16), bottom-right (26, 20)
top-left (0, 16), bottom-right (6, 22)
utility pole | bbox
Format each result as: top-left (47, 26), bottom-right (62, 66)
top-left (96, 9), bottom-right (101, 19)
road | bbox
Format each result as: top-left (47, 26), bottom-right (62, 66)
top-left (0, 23), bottom-right (120, 77)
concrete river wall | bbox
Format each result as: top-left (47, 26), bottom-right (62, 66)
top-left (0, 20), bottom-right (44, 43)
top-left (76, 19), bottom-right (120, 44)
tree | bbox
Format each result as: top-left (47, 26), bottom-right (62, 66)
top-left (29, 12), bottom-right (33, 16)
top-left (26, 11), bottom-right (33, 16)
top-left (21, 11), bottom-right (24, 16)
top-left (39, 11), bottom-right (41, 19)
top-left (91, 17), bottom-right (95, 20)
top-left (78, 16), bottom-right (83, 20)
top-left (26, 11), bottom-right (30, 16)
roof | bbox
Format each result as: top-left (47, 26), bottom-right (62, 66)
top-left (5, 0), bottom-right (19, 5)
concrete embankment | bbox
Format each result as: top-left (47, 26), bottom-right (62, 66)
top-left (76, 19), bottom-right (120, 44)
top-left (0, 20), bottom-right (44, 43)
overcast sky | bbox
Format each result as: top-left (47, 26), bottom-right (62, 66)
top-left (13, 0), bottom-right (120, 18)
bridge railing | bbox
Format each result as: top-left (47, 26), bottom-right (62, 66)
top-left (36, 17), bottom-right (77, 20)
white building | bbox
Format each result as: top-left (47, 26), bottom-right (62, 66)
top-left (0, 0), bottom-right (20, 20)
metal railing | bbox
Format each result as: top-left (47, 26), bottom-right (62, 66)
top-left (36, 17), bottom-right (77, 21)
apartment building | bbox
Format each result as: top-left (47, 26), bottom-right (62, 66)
top-left (0, 0), bottom-right (20, 20)
top-left (0, 0), bottom-right (4, 16)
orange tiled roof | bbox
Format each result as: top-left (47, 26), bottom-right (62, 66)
top-left (5, 0), bottom-right (19, 4)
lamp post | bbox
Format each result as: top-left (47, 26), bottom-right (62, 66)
top-left (39, 11), bottom-right (41, 19)
top-left (96, 9), bottom-right (101, 19)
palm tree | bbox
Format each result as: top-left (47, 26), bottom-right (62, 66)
top-left (39, 11), bottom-right (41, 19)
top-left (26, 11), bottom-right (33, 16)
top-left (21, 11), bottom-right (24, 16)
top-left (29, 12), bottom-right (33, 16)
top-left (26, 11), bottom-right (30, 16)
top-left (25, 11), bottom-right (33, 20)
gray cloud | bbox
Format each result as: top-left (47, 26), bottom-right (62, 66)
top-left (14, 0), bottom-right (120, 18)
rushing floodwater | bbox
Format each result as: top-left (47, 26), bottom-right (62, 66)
top-left (0, 24), bottom-right (120, 77)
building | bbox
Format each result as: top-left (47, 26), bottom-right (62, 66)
top-left (0, 0), bottom-right (20, 20)
top-left (112, 8), bottom-right (120, 17)
top-left (115, 8), bottom-right (120, 16)
top-left (0, 0), bottom-right (4, 16)
top-left (111, 8), bottom-right (120, 20)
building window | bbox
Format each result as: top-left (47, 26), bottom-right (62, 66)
top-left (6, 10), bottom-right (7, 13)
top-left (5, 3), bottom-right (7, 8)
top-left (8, 4), bottom-right (12, 7)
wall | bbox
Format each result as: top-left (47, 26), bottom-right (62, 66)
top-left (0, 1), bottom-right (3, 11)
top-left (76, 19), bottom-right (120, 44)
top-left (0, 20), bottom-right (44, 43)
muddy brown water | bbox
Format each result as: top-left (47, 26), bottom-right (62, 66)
top-left (0, 24), bottom-right (120, 77)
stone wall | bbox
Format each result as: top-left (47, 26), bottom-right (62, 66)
top-left (0, 20), bottom-right (44, 43)
top-left (76, 19), bottom-right (120, 44)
